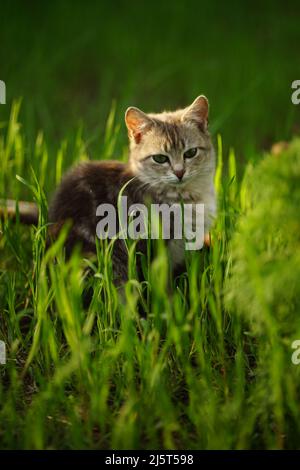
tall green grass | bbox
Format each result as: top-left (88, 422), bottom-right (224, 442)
top-left (0, 103), bottom-right (300, 449)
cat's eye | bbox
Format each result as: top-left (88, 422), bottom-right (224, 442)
top-left (152, 154), bottom-right (169, 164)
top-left (184, 147), bottom-right (199, 159)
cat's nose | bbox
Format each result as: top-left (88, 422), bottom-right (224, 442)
top-left (174, 169), bottom-right (185, 181)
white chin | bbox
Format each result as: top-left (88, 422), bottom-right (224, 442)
top-left (170, 179), bottom-right (186, 186)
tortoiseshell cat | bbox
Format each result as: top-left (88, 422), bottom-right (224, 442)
top-left (49, 96), bottom-right (216, 283)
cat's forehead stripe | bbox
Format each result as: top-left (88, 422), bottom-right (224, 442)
top-left (156, 122), bottom-right (185, 152)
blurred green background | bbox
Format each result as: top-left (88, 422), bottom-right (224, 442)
top-left (1, 0), bottom-right (299, 168)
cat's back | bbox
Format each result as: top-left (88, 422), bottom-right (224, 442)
top-left (49, 160), bottom-right (132, 224)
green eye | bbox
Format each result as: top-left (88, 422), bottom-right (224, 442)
top-left (152, 154), bottom-right (169, 164)
top-left (184, 147), bottom-right (198, 159)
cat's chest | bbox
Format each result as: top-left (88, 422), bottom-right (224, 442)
top-left (153, 184), bottom-right (215, 268)
top-left (159, 189), bottom-right (204, 268)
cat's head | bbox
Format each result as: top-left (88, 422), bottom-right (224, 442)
top-left (125, 96), bottom-right (215, 189)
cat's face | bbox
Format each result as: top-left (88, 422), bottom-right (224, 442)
top-left (125, 96), bottom-right (215, 190)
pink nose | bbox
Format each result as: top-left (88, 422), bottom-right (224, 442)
top-left (174, 169), bottom-right (185, 180)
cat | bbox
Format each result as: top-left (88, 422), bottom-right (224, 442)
top-left (48, 95), bottom-right (216, 284)
top-left (1, 96), bottom-right (216, 284)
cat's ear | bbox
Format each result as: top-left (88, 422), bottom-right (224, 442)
top-left (182, 95), bottom-right (209, 131)
top-left (125, 107), bottom-right (154, 143)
